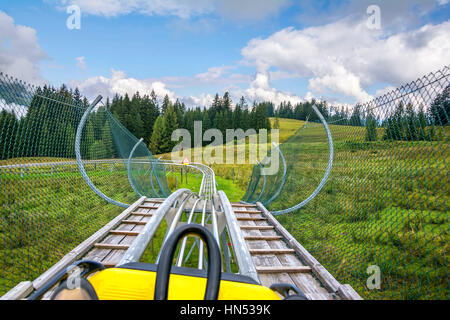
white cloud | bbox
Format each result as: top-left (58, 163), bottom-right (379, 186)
top-left (241, 19), bottom-right (450, 104)
top-left (194, 66), bottom-right (233, 83)
top-left (70, 67), bottom-right (303, 109)
top-left (0, 98), bottom-right (29, 118)
top-left (374, 86), bottom-right (397, 97)
top-left (181, 94), bottom-right (214, 108)
top-left (70, 69), bottom-right (177, 102)
top-left (76, 56), bottom-right (86, 70)
top-left (243, 71), bottom-right (303, 106)
top-left (0, 11), bottom-right (47, 85)
top-left (71, 69), bottom-right (221, 108)
top-left (155, 66), bottom-right (251, 91)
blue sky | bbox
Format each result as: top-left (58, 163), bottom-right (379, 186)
top-left (0, 0), bottom-right (449, 107)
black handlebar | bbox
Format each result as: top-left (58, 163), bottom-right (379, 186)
top-left (154, 224), bottom-right (222, 300)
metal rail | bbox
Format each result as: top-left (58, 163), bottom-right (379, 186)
top-left (176, 198), bottom-right (201, 267)
top-left (117, 189), bottom-right (192, 265)
top-left (198, 198), bottom-right (208, 270)
top-left (218, 191), bottom-right (259, 283)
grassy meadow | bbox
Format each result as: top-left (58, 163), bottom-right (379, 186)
top-left (1, 118), bottom-right (447, 300)
top-left (255, 120), bottom-right (448, 299)
top-left (0, 163), bottom-right (140, 295)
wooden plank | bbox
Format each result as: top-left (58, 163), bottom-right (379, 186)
top-left (234, 210), bottom-right (262, 214)
top-left (94, 243), bottom-right (130, 250)
top-left (31, 196), bottom-right (147, 291)
top-left (241, 220), bottom-right (298, 290)
top-left (146, 199), bottom-right (165, 203)
top-left (121, 220), bottom-right (147, 225)
top-left (271, 244), bottom-right (332, 299)
top-left (109, 230), bottom-right (140, 236)
top-left (231, 203), bottom-right (256, 207)
top-left (236, 217), bottom-right (266, 221)
top-left (338, 284), bottom-right (363, 300)
top-left (256, 202), bottom-right (344, 295)
top-left (138, 205), bottom-right (159, 210)
top-left (0, 281), bottom-right (33, 300)
top-left (240, 225), bottom-right (274, 230)
top-left (238, 206), bottom-right (335, 300)
top-left (131, 212), bottom-right (153, 216)
top-left (83, 216), bottom-right (142, 263)
top-left (256, 266), bottom-right (312, 273)
top-left (100, 207), bottom-right (154, 265)
top-left (250, 249), bottom-right (295, 255)
top-left (244, 235), bottom-right (282, 241)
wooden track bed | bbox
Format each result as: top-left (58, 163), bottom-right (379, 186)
top-left (82, 198), bottom-right (162, 267)
top-left (231, 202), bottom-right (362, 300)
top-left (2, 197), bottom-right (167, 300)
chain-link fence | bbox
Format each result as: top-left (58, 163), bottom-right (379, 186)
top-left (0, 72), bottom-right (168, 295)
top-left (243, 66), bottom-right (449, 299)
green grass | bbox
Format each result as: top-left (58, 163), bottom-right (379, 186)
top-left (0, 167), bottom-right (140, 295)
top-left (259, 121), bottom-right (449, 300)
top-left (1, 118), bottom-right (447, 300)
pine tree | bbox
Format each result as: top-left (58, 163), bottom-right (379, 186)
top-left (350, 105), bottom-right (363, 126)
top-left (202, 111), bottom-right (211, 146)
top-left (0, 110), bottom-right (19, 159)
top-left (405, 103), bottom-right (418, 141)
top-left (365, 112), bottom-right (377, 142)
top-left (65, 123), bottom-right (76, 158)
top-left (101, 120), bottom-right (114, 158)
top-left (242, 109), bottom-right (250, 131)
top-left (417, 104), bottom-right (428, 140)
top-left (383, 102), bottom-right (405, 141)
top-left (163, 105), bottom-right (179, 151)
top-left (428, 84), bottom-right (449, 125)
top-left (83, 121), bottom-right (95, 159)
top-left (238, 96), bottom-right (248, 110)
top-left (150, 116), bottom-right (168, 154)
top-left (233, 103), bottom-right (243, 129)
top-left (222, 92), bottom-right (232, 111)
top-left (273, 116), bottom-right (280, 129)
top-left (161, 94), bottom-right (171, 115)
top-left (89, 141), bottom-right (108, 160)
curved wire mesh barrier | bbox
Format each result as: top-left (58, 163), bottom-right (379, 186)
top-left (106, 109), bottom-right (170, 199)
top-left (0, 72), bottom-right (168, 295)
top-left (242, 66), bottom-right (449, 299)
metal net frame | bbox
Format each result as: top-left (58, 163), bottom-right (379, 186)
top-left (242, 66), bottom-right (449, 299)
top-left (0, 72), bottom-right (169, 295)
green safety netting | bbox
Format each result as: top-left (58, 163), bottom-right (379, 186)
top-left (0, 72), bottom-right (169, 295)
top-left (243, 66), bottom-right (449, 299)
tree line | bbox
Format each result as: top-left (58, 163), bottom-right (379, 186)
top-left (1, 81), bottom-right (447, 161)
top-left (108, 92), bottom-right (272, 155)
top-left (270, 86), bottom-right (449, 142)
top-left (0, 84), bottom-right (273, 160)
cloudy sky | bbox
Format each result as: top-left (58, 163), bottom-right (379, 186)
top-left (0, 0), bottom-right (449, 107)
